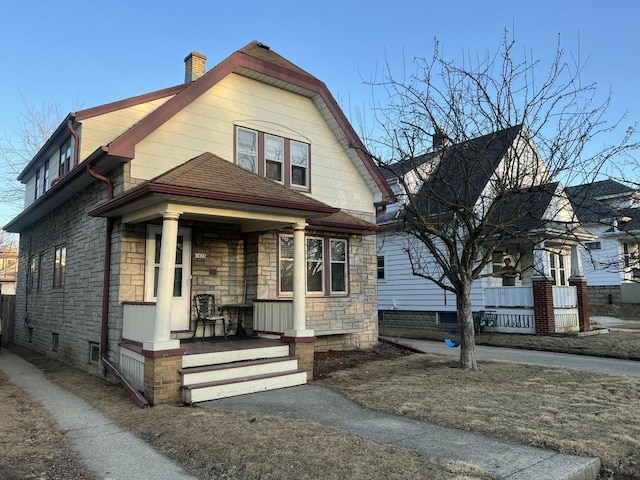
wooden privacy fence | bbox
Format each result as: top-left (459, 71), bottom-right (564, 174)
top-left (0, 294), bottom-right (16, 345)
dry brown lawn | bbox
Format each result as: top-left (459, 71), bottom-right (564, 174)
top-left (317, 352), bottom-right (640, 480)
top-left (3, 345), bottom-right (491, 480)
top-left (0, 370), bottom-right (99, 480)
top-left (380, 327), bottom-right (640, 360)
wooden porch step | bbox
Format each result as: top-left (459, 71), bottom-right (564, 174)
top-left (181, 356), bottom-right (300, 386)
top-left (182, 369), bottom-right (308, 404)
top-left (181, 344), bottom-right (290, 368)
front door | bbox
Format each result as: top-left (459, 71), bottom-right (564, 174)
top-left (145, 225), bottom-right (192, 331)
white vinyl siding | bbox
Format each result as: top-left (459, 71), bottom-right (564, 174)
top-left (377, 233), bottom-right (484, 312)
top-left (129, 74), bottom-right (374, 213)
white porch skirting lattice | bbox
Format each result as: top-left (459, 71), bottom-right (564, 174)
top-left (120, 347), bottom-right (145, 392)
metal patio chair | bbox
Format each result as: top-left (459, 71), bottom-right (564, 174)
top-left (192, 294), bottom-right (226, 339)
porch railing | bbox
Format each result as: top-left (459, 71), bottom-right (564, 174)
top-left (253, 300), bottom-right (292, 333)
top-left (552, 286), bottom-right (579, 332)
top-left (484, 287), bottom-right (534, 308)
top-left (122, 302), bottom-right (156, 343)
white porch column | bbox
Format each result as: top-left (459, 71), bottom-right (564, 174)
top-left (144, 212), bottom-right (181, 352)
top-left (569, 244), bottom-right (585, 279)
top-left (532, 242), bottom-right (551, 280)
top-left (285, 222), bottom-right (314, 338)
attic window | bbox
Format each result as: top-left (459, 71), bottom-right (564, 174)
top-left (235, 126), bottom-right (311, 192)
top-left (585, 241), bottom-right (601, 251)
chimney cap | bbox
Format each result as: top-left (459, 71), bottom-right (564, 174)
top-left (184, 51), bottom-right (207, 62)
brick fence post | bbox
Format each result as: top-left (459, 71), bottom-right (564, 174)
top-left (569, 276), bottom-right (591, 332)
top-left (533, 277), bottom-right (555, 336)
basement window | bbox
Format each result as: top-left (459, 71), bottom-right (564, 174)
top-left (438, 312), bottom-right (458, 325)
top-left (89, 342), bottom-right (100, 364)
top-left (28, 327), bottom-right (33, 343)
top-left (51, 333), bottom-right (59, 352)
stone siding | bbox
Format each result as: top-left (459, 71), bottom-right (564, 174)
top-left (378, 310), bottom-right (441, 330)
top-left (587, 285), bottom-right (622, 306)
top-left (15, 177), bottom-right (113, 376)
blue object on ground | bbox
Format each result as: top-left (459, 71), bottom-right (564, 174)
top-left (444, 338), bottom-right (461, 348)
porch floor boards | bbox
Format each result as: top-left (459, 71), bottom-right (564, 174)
top-left (181, 336), bottom-right (286, 355)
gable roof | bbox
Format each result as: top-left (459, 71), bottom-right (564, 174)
top-left (565, 179), bottom-right (636, 223)
top-left (411, 125), bottom-right (524, 215)
top-left (7, 41), bottom-right (395, 232)
top-left (94, 40), bottom-right (394, 203)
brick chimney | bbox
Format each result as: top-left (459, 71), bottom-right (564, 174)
top-left (433, 125), bottom-right (449, 150)
top-left (184, 51), bottom-right (207, 83)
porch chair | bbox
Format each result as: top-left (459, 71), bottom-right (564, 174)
top-left (192, 294), bottom-right (226, 339)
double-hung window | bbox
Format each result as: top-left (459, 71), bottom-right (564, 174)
top-left (59, 137), bottom-right (72, 177)
top-left (265, 134), bottom-right (284, 182)
top-left (236, 127), bottom-right (258, 173)
top-left (377, 255), bottom-right (386, 280)
top-left (290, 140), bottom-right (309, 188)
top-left (279, 234), bottom-right (348, 296)
top-left (53, 245), bottom-right (66, 287)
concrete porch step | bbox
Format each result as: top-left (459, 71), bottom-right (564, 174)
top-left (181, 344), bottom-right (290, 368)
top-left (183, 369), bottom-right (308, 404)
top-left (181, 356), bottom-right (300, 386)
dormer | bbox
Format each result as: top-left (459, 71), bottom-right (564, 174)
top-left (18, 117), bottom-right (77, 209)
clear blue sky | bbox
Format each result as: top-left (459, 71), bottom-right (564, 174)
top-left (1, 0), bottom-right (638, 224)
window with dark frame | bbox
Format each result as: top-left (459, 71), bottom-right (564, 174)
top-left (52, 333), bottom-right (59, 352)
top-left (59, 137), bottom-right (72, 177)
top-left (37, 253), bottom-right (44, 292)
top-left (28, 255), bottom-right (36, 292)
top-left (53, 245), bottom-right (66, 287)
top-left (235, 126), bottom-right (310, 190)
top-left (34, 168), bottom-right (41, 200)
top-left (279, 234), bottom-right (348, 296)
top-left (43, 160), bottom-right (50, 192)
top-left (377, 255), bottom-right (386, 280)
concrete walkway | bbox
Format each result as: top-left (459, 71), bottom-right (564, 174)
top-left (0, 349), bottom-right (196, 480)
top-left (381, 337), bottom-right (640, 376)
top-left (206, 386), bottom-right (600, 480)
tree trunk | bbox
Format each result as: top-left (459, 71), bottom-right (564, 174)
top-left (457, 279), bottom-right (477, 370)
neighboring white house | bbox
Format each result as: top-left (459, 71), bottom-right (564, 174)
top-left (566, 179), bottom-right (640, 305)
top-left (377, 125), bottom-right (593, 335)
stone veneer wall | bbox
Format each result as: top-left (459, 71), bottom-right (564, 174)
top-left (15, 177), bottom-right (114, 376)
top-left (379, 310), bottom-right (440, 330)
top-left (254, 229), bottom-right (379, 352)
top-left (587, 285), bottom-right (622, 306)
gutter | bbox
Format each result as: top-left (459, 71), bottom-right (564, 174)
top-left (87, 159), bottom-right (149, 407)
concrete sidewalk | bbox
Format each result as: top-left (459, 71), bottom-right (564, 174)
top-left (381, 337), bottom-right (640, 376)
top-left (0, 349), bottom-right (196, 480)
top-left (206, 385), bottom-right (600, 480)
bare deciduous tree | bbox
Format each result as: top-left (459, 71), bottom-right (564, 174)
top-left (0, 97), bottom-right (66, 212)
top-left (362, 31), bottom-right (639, 369)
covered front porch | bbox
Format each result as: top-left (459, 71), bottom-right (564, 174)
top-left (89, 154), bottom-right (379, 404)
top-left (479, 241), bottom-right (591, 335)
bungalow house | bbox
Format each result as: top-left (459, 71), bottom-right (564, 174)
top-left (5, 42), bottom-right (394, 406)
top-left (377, 125), bottom-right (593, 335)
top-left (565, 179), bottom-right (640, 306)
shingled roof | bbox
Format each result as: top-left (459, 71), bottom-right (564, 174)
top-left (565, 179), bottom-right (636, 223)
top-left (90, 153), bottom-right (379, 233)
